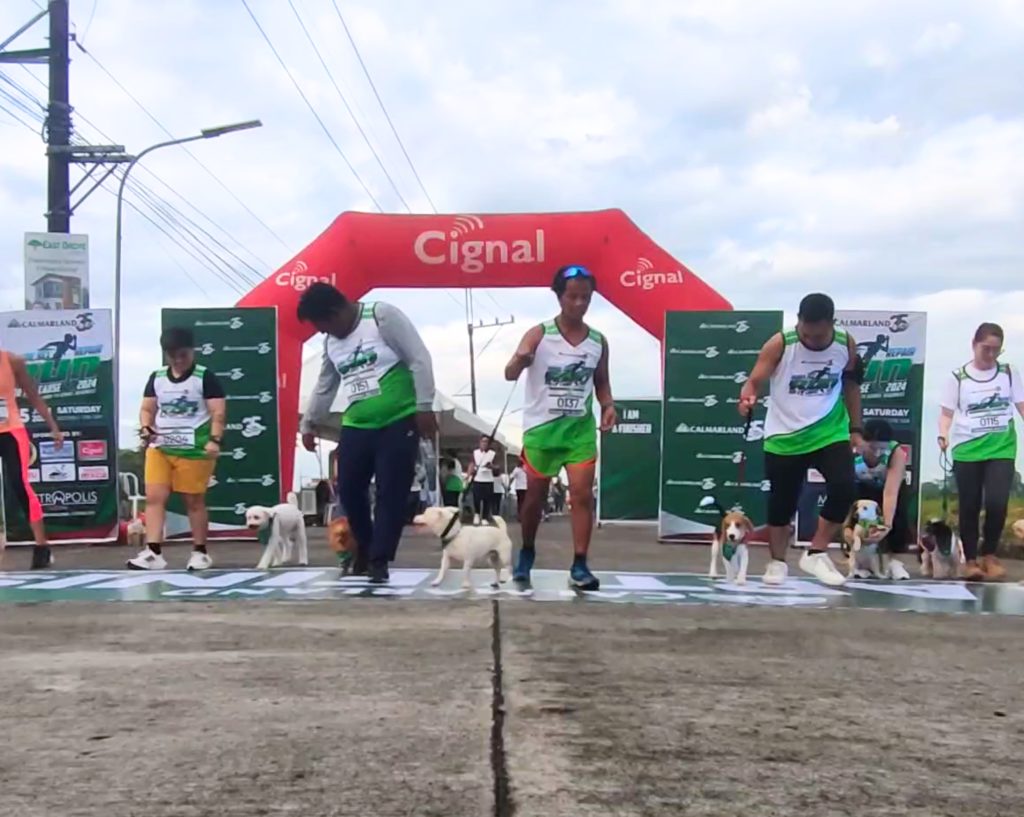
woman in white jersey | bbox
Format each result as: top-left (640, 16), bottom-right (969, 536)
top-left (740, 293), bottom-right (862, 587)
top-left (938, 323), bottom-right (1024, 581)
top-left (504, 265), bottom-right (617, 591)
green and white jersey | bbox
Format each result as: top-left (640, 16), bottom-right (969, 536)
top-left (764, 328), bottom-right (852, 456)
top-left (325, 302), bottom-right (417, 429)
top-left (940, 362), bottom-right (1023, 462)
top-left (150, 365), bottom-right (212, 458)
top-left (522, 320), bottom-right (603, 451)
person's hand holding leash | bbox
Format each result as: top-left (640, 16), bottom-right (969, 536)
top-left (850, 430), bottom-right (865, 449)
top-left (738, 384), bottom-right (757, 417)
top-left (204, 439), bottom-right (221, 460)
top-left (139, 425), bottom-right (156, 451)
top-left (301, 432), bottom-right (317, 453)
top-left (937, 435), bottom-right (949, 452)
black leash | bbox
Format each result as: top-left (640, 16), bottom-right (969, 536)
top-left (737, 411), bottom-right (753, 486)
top-left (940, 449), bottom-right (953, 521)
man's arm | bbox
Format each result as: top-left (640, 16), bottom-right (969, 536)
top-left (505, 325), bottom-right (544, 381)
top-left (300, 338), bottom-right (341, 435)
top-left (842, 333), bottom-right (863, 431)
top-left (202, 370), bottom-right (228, 443)
top-left (738, 333), bottom-right (783, 414)
top-left (376, 302), bottom-right (436, 410)
top-left (594, 336), bottom-right (616, 432)
top-left (11, 354), bottom-right (60, 437)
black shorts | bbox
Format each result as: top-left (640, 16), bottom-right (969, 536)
top-left (765, 441), bottom-right (856, 527)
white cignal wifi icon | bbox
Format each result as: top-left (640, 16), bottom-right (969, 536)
top-left (449, 215), bottom-right (484, 238)
top-left (636, 257), bottom-right (653, 272)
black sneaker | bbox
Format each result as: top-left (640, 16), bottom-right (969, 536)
top-left (30, 546), bottom-right (53, 570)
top-left (368, 561), bottom-right (390, 585)
top-left (569, 562), bottom-right (600, 591)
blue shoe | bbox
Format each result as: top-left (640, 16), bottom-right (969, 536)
top-left (569, 561), bottom-right (600, 591)
top-left (513, 548), bottom-right (535, 585)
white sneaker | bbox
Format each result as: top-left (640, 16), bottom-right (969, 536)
top-left (186, 550), bottom-right (213, 572)
top-left (127, 547), bottom-right (168, 571)
top-left (888, 560), bottom-right (910, 581)
top-left (799, 551), bottom-right (847, 586)
top-left (762, 559), bottom-right (789, 585)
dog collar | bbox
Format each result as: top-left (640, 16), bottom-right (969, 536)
top-left (439, 512), bottom-right (461, 548)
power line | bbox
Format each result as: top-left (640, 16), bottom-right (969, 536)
top-left (330, 0), bottom-right (437, 214)
top-left (239, 0), bottom-right (383, 211)
top-left (286, 0), bottom-right (412, 212)
top-left (71, 39), bottom-right (292, 252)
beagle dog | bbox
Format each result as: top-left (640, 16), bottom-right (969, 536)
top-left (841, 499), bottom-right (890, 579)
top-left (701, 496), bottom-right (754, 584)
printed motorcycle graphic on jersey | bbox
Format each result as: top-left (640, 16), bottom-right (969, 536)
top-left (544, 360), bottom-right (594, 386)
top-left (788, 366), bottom-right (839, 396)
top-left (336, 341), bottom-right (378, 376)
top-left (160, 394), bottom-right (201, 417)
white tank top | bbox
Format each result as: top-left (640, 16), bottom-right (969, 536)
top-left (947, 363), bottom-right (1017, 460)
top-left (324, 303), bottom-right (402, 407)
top-left (763, 327), bottom-right (851, 455)
top-left (152, 365), bottom-right (211, 453)
top-left (522, 320), bottom-right (603, 436)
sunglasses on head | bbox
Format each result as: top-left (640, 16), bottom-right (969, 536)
top-left (561, 265), bottom-right (593, 279)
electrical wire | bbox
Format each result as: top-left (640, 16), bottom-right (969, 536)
top-left (286, 0), bottom-right (412, 212)
top-left (239, 0), bottom-right (383, 210)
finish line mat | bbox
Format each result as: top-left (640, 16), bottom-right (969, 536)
top-left (1, 568), bottom-right (1023, 614)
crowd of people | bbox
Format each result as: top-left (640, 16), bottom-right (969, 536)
top-left (1, 270), bottom-right (1021, 586)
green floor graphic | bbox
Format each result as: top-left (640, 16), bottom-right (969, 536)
top-left (1, 569), bottom-right (1023, 613)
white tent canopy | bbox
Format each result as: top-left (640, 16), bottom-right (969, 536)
top-left (297, 352), bottom-right (520, 455)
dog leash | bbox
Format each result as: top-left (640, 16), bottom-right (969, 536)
top-left (939, 449), bottom-right (953, 521)
top-left (737, 411), bottom-right (753, 486)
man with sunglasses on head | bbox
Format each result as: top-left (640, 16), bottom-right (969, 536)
top-left (505, 264), bottom-right (617, 591)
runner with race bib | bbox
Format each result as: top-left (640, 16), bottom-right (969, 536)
top-left (505, 265), bottom-right (617, 591)
top-left (939, 322), bottom-right (1024, 581)
top-left (299, 283), bottom-right (437, 585)
top-left (130, 327), bottom-right (227, 571)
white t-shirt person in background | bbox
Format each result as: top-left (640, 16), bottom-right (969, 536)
top-left (510, 458), bottom-right (529, 520)
top-left (466, 435), bottom-right (497, 521)
top-left (938, 322), bottom-right (1024, 582)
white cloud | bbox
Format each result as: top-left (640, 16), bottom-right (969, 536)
top-left (913, 22), bottom-right (965, 55)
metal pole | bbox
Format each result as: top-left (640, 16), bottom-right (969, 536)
top-left (46, 0), bottom-right (71, 232)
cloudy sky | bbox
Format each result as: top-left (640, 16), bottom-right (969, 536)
top-left (2, 0), bottom-right (1023, 485)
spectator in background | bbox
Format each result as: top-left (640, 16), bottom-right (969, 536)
top-left (440, 451), bottom-right (463, 508)
top-left (510, 457), bottom-right (529, 520)
top-left (408, 458), bottom-right (427, 523)
top-left (492, 465), bottom-right (508, 518)
top-left (466, 435), bottom-right (496, 521)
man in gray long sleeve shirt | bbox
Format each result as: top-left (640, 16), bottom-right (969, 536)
top-left (297, 282), bottom-right (437, 584)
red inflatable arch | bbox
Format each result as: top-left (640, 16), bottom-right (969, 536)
top-left (238, 209), bottom-right (731, 492)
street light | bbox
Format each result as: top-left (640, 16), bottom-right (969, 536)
top-left (112, 119), bottom-right (262, 497)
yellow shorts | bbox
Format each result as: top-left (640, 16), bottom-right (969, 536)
top-left (145, 448), bottom-right (216, 495)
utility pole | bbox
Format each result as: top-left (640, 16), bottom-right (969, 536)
top-left (46, 0), bottom-right (71, 233)
top-left (468, 314), bottom-right (516, 414)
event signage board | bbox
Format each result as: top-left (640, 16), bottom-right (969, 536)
top-left (0, 568), bottom-right (1014, 615)
top-left (160, 308), bottom-right (280, 536)
top-left (24, 232), bottom-right (90, 310)
top-left (659, 311), bottom-right (783, 541)
top-left (0, 309), bottom-right (117, 542)
top-left (599, 399), bottom-right (661, 522)
top-left (795, 310), bottom-right (927, 542)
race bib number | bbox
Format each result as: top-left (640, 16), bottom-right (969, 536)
top-left (155, 429), bottom-right (196, 449)
top-left (550, 390), bottom-right (587, 417)
top-left (343, 371), bottom-right (381, 403)
top-left (970, 415), bottom-right (1009, 435)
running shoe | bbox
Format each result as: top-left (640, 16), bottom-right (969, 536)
top-left (979, 555), bottom-right (1007, 582)
top-left (368, 560), bottom-right (390, 585)
top-left (127, 547), bottom-right (168, 571)
top-left (762, 559), bottom-right (788, 586)
top-left (569, 562), bottom-right (600, 591)
top-left (799, 551), bottom-right (847, 586)
top-left (30, 545), bottom-right (53, 570)
top-left (186, 551), bottom-right (213, 572)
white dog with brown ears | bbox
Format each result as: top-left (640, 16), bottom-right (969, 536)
top-left (245, 492), bottom-right (309, 570)
top-left (701, 496), bottom-right (754, 585)
top-left (841, 499), bottom-right (910, 580)
top-left (414, 506), bottom-right (513, 590)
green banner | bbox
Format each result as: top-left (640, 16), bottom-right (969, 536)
top-left (160, 308), bottom-right (280, 535)
top-left (660, 311), bottom-right (783, 541)
top-left (599, 399), bottom-right (661, 521)
top-left (0, 309), bottom-right (117, 542)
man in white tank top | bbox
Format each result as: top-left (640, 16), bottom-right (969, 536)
top-left (739, 293), bottom-right (864, 587)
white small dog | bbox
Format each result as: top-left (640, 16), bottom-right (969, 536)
top-left (701, 496), bottom-right (753, 585)
top-left (414, 506), bottom-right (513, 590)
top-left (245, 492), bottom-right (309, 570)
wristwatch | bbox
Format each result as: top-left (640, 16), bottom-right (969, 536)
top-left (849, 425), bottom-right (863, 434)
top-left (209, 435), bottom-right (223, 446)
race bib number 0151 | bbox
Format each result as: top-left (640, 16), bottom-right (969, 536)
top-left (343, 372), bottom-right (380, 403)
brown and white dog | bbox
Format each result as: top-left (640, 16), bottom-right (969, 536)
top-left (919, 518), bottom-right (965, 579)
top-left (701, 496), bottom-right (754, 584)
top-left (328, 515), bottom-right (356, 572)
